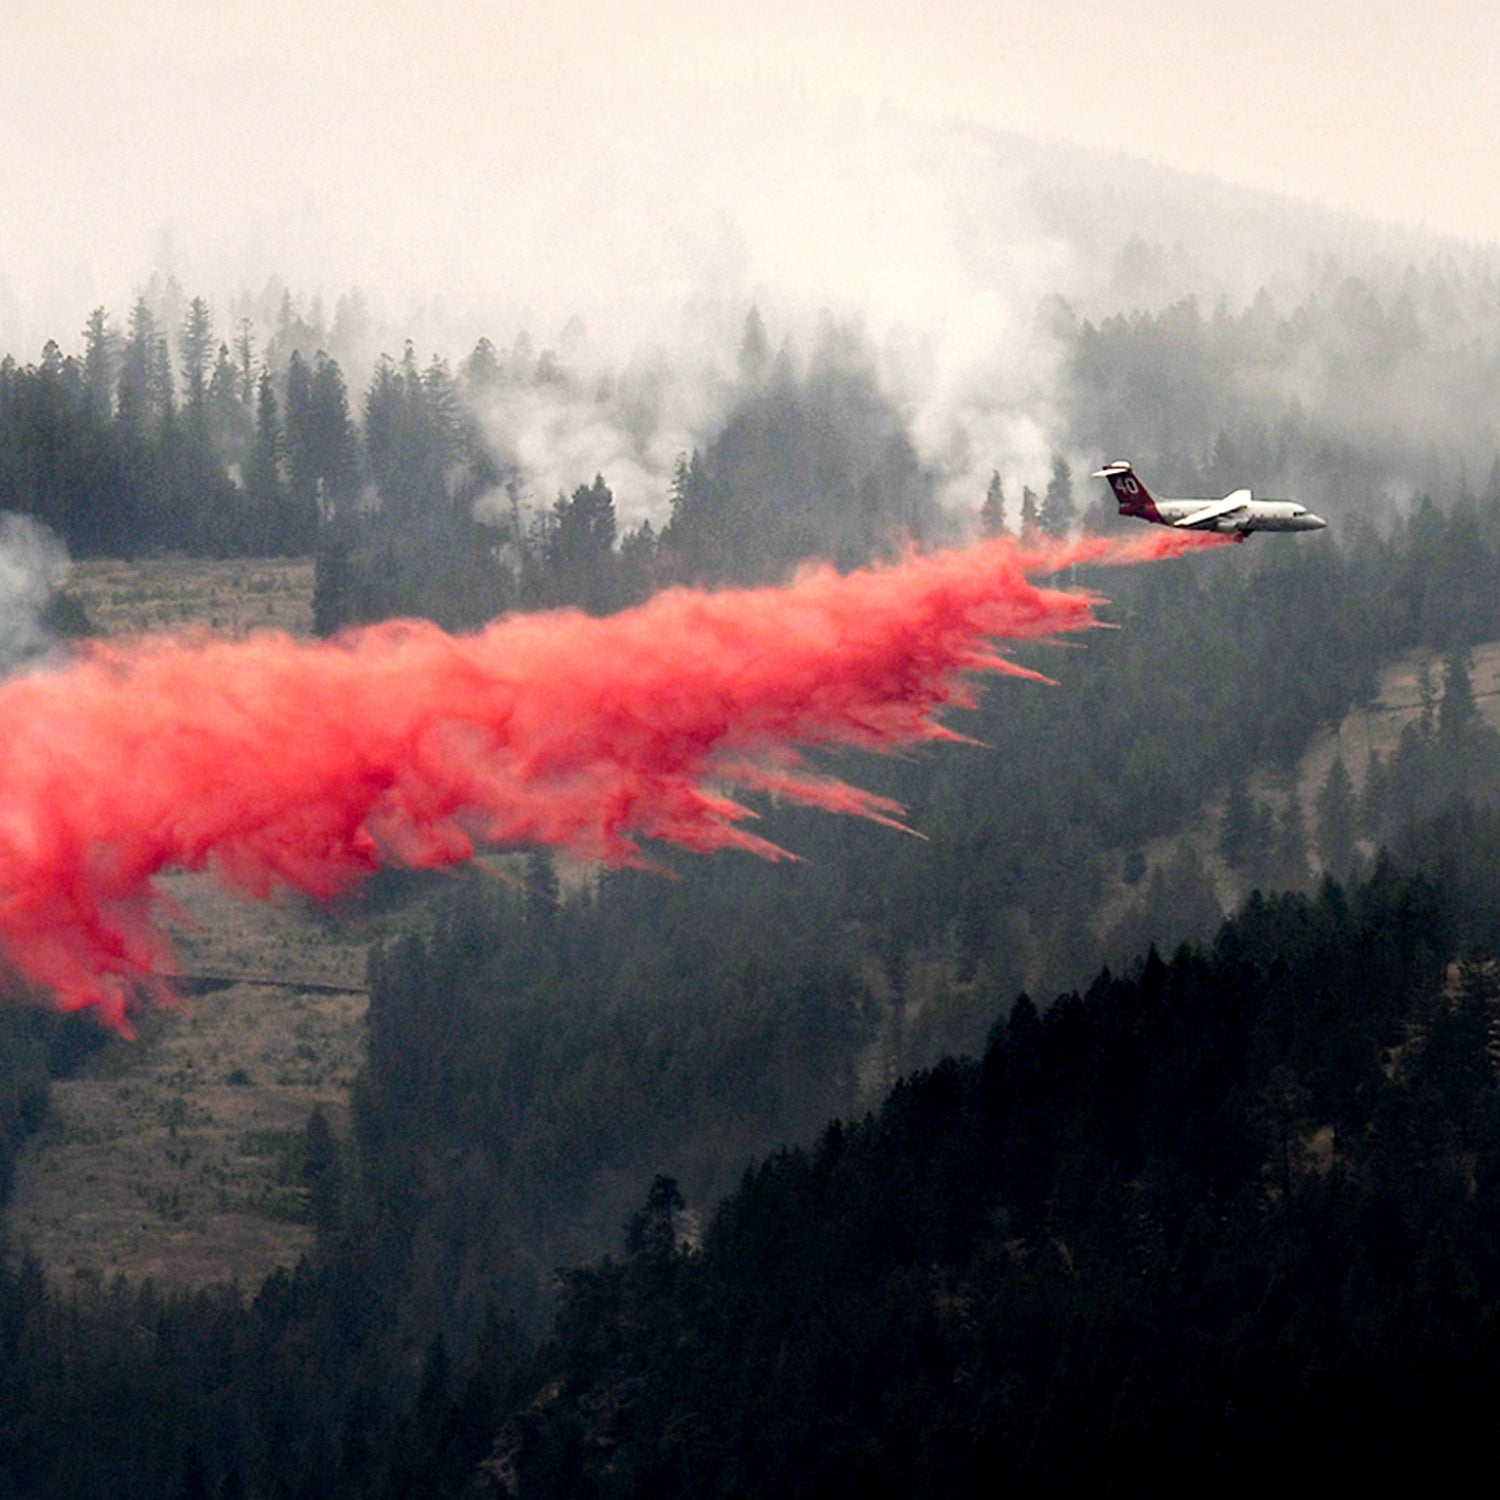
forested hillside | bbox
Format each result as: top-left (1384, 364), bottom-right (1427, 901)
top-left (5, 831), bottom-right (1500, 1497)
top-left (3, 211), bottom-right (1500, 1496)
top-left (7, 235), bottom-right (1500, 601)
top-left (501, 849), bottom-right (1500, 1496)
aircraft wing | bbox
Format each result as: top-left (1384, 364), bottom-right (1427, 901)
top-left (1172, 489), bottom-right (1252, 528)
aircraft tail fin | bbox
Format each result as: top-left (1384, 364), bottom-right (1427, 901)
top-left (1092, 461), bottom-right (1160, 521)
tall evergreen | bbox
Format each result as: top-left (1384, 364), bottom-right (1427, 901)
top-left (980, 469), bottom-right (1006, 536)
top-left (81, 306), bottom-right (115, 422)
top-left (245, 369), bottom-right (284, 551)
top-left (1039, 453), bottom-right (1075, 536)
top-left (179, 296), bottom-right (214, 434)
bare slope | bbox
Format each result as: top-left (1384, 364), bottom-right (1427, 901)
top-left (1094, 640), bottom-right (1500, 953)
top-left (14, 557), bottom-right (1499, 1293)
top-left (7, 960), bottom-right (366, 1291)
top-left (63, 557), bottom-right (315, 639)
top-left (1300, 642), bottom-right (1500, 800)
top-left (6, 557), bottom-right (369, 1292)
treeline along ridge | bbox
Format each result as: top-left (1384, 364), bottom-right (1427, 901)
top-left (2, 252), bottom-right (1500, 1494)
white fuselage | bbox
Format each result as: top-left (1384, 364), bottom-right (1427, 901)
top-left (1149, 497), bottom-right (1326, 534)
top-left (1092, 462), bottom-right (1327, 535)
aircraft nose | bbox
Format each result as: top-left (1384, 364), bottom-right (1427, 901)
top-left (1305, 512), bottom-right (1327, 530)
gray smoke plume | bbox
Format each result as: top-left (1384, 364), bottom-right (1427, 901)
top-left (0, 514), bottom-right (69, 672)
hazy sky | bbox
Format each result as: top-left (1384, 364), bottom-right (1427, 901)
top-left (2, 0), bottom-right (1497, 349)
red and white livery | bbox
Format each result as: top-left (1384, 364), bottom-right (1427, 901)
top-left (1093, 461), bottom-right (1326, 536)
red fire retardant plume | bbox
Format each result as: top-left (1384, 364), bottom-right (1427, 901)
top-left (0, 529), bottom-right (1221, 1029)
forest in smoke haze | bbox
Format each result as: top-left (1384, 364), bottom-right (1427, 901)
top-left (3, 142), bottom-right (1500, 1496)
top-left (5, 118), bottom-right (1496, 545)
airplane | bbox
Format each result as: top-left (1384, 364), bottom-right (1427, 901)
top-left (1092, 461), bottom-right (1326, 536)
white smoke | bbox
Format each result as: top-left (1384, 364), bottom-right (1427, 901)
top-left (468, 336), bottom-right (737, 529)
top-left (450, 106), bottom-right (1099, 531)
top-left (4, 39), bottom-right (1480, 539)
top-left (0, 514), bottom-right (69, 672)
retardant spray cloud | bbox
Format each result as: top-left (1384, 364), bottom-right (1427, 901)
top-left (0, 529), bottom-right (1222, 1030)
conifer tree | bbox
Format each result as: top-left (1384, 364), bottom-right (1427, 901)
top-left (1438, 648), bottom-right (1478, 741)
top-left (1020, 485), bottom-right (1038, 534)
top-left (1040, 454), bottom-right (1076, 536)
top-left (246, 370), bottom-right (284, 550)
top-left (980, 470), bottom-right (1006, 536)
top-left (739, 306), bottom-right (770, 384)
top-left (1316, 754), bottom-right (1358, 877)
top-left (1220, 774), bottom-right (1255, 868)
top-left (179, 297), bottom-right (214, 432)
top-left (207, 341), bottom-right (249, 468)
top-left (233, 317), bottom-right (256, 406)
top-left (81, 306), bottom-right (115, 422)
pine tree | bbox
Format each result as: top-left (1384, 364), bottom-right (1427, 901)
top-left (302, 1105), bottom-right (342, 1239)
top-left (626, 1175), bottom-right (685, 1260)
top-left (117, 297), bottom-right (161, 432)
top-left (1040, 454), bottom-right (1076, 536)
top-left (179, 297), bottom-right (214, 433)
top-left (1416, 655), bottom-right (1438, 732)
top-left (739, 306), bottom-right (770, 384)
top-left (233, 317), bottom-right (256, 406)
top-left (1438, 648), bottom-right (1478, 742)
top-left (1220, 774), bottom-right (1255, 869)
top-left (1316, 754), bottom-right (1358, 877)
top-left (246, 370), bottom-right (284, 551)
top-left (207, 341), bottom-right (249, 468)
top-left (548, 474), bottom-right (618, 612)
top-left (1020, 485), bottom-right (1038, 535)
top-left (308, 353), bottom-right (360, 519)
top-left (282, 351), bottom-right (319, 549)
top-left (81, 306), bottom-right (116, 422)
top-left (1274, 787), bottom-right (1310, 885)
top-left (461, 336), bottom-right (503, 394)
top-left (980, 470), bottom-right (1006, 536)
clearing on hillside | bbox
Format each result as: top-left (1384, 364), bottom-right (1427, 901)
top-left (7, 556), bottom-right (384, 1292)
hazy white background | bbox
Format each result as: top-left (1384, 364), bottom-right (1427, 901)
top-left (3, 0), bottom-right (1496, 335)
top-left (2, 0), bottom-right (1495, 519)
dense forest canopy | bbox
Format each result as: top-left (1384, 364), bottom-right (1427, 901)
top-left (4, 192), bottom-right (1500, 1494)
top-left (5, 826), bottom-right (1500, 1496)
top-left (7, 214), bottom-right (1500, 586)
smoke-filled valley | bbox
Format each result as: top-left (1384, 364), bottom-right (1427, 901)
top-left (5, 114), bottom-right (1500, 1498)
top-left (10, 110), bottom-right (1499, 547)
